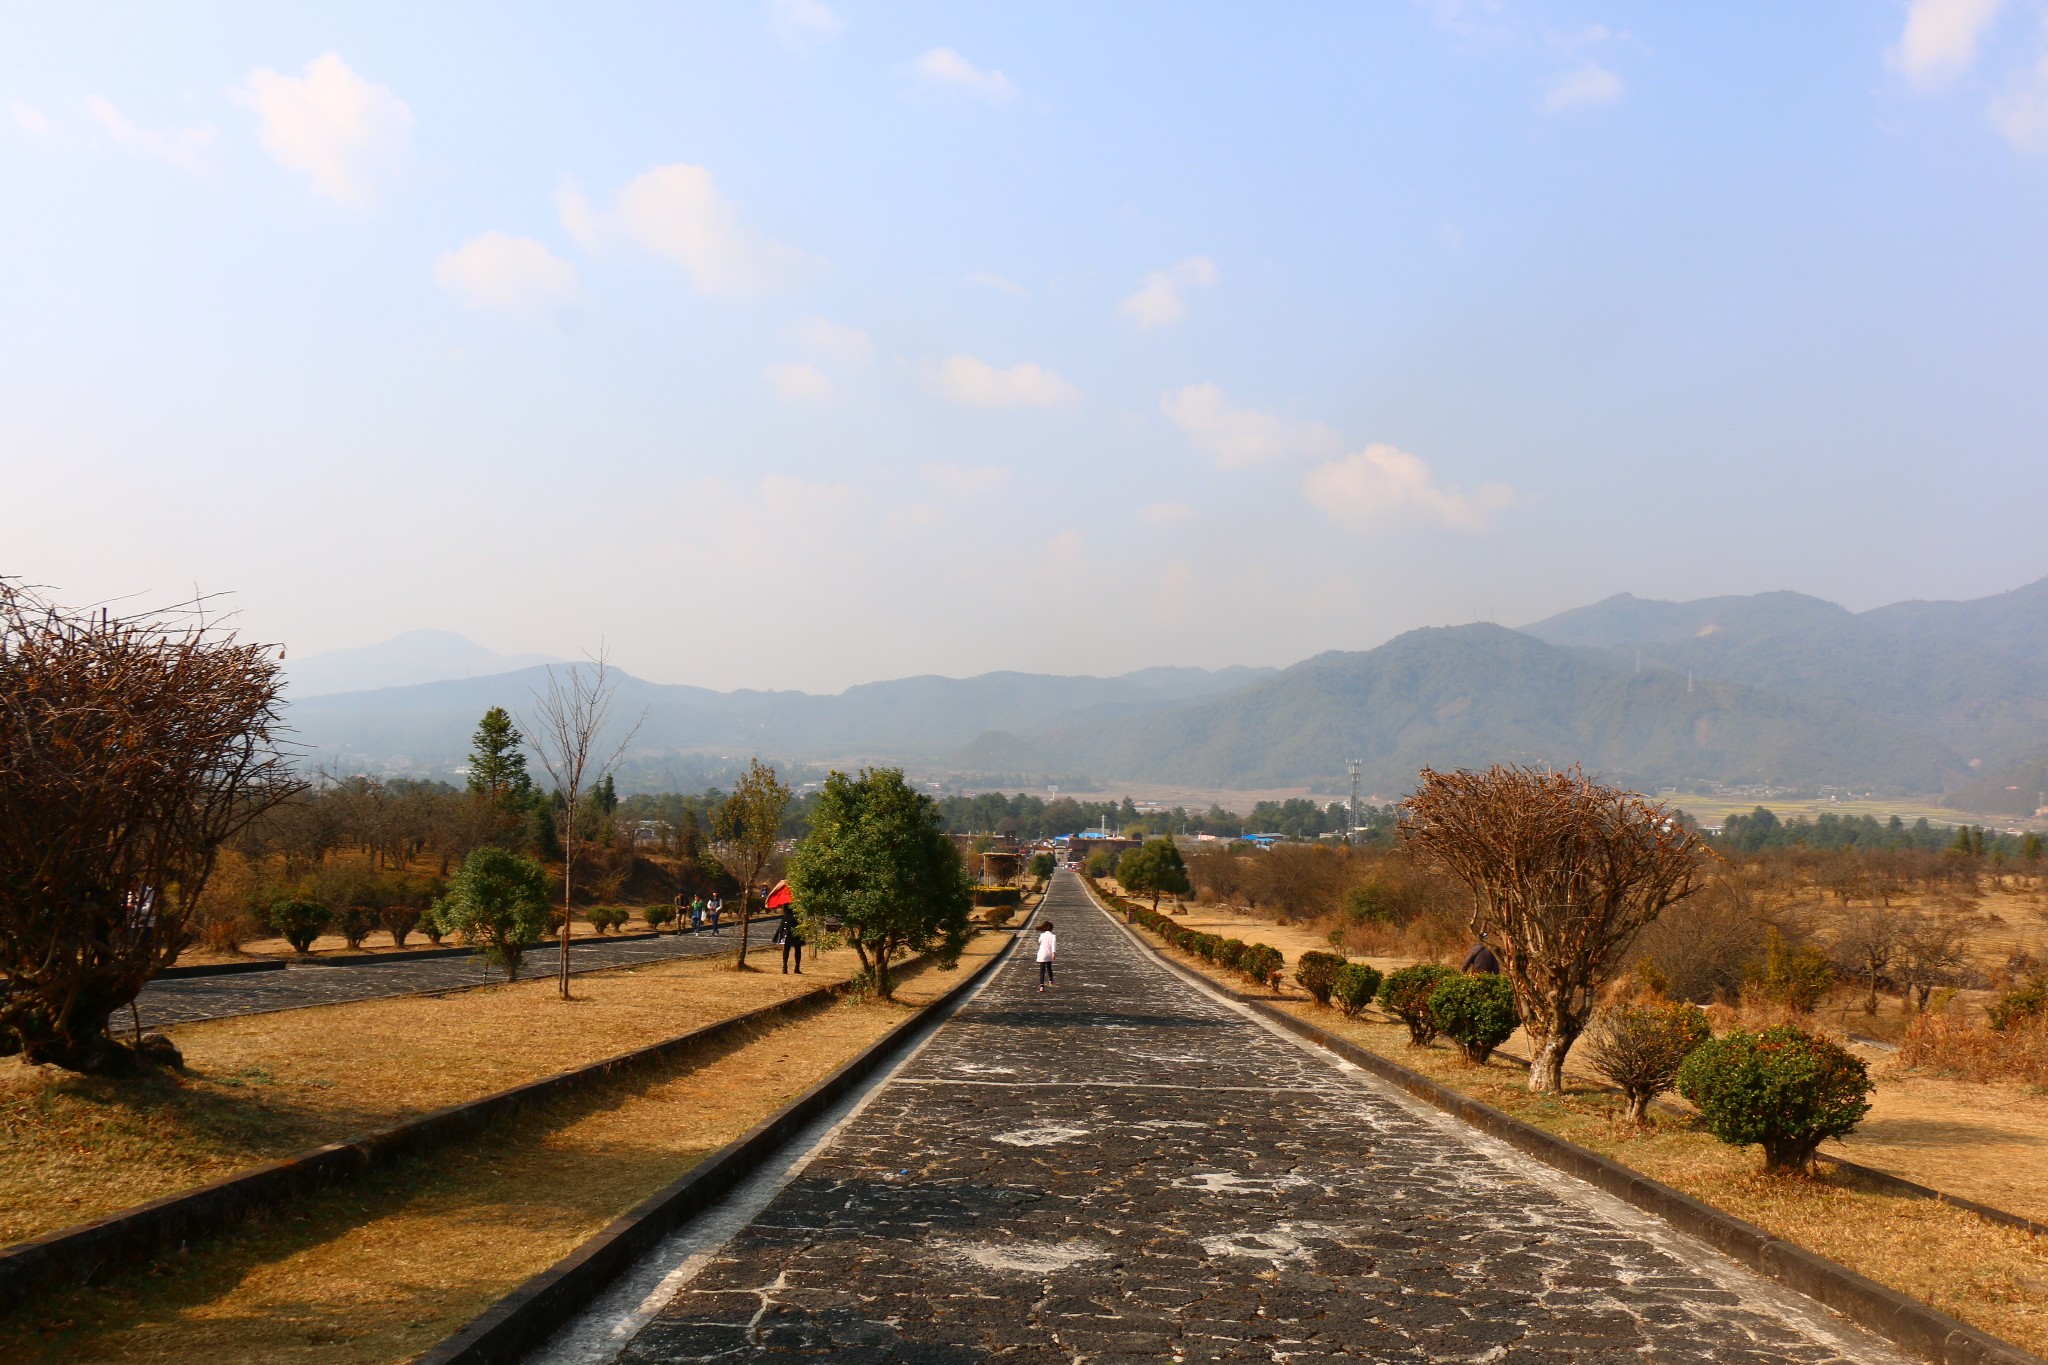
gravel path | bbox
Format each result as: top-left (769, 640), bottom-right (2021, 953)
top-left (587, 872), bottom-right (1905, 1365)
top-left (134, 927), bottom-right (760, 1028)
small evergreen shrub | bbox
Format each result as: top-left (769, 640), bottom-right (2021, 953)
top-left (644, 903), bottom-right (675, 931)
top-left (336, 905), bottom-right (378, 951)
top-left (972, 886), bottom-right (1023, 906)
top-left (1745, 928), bottom-right (1834, 1013)
top-left (1218, 939), bottom-right (1249, 970)
top-left (1587, 1000), bottom-right (1711, 1124)
top-left (268, 899), bottom-right (332, 954)
top-left (1676, 1025), bottom-right (1874, 1173)
top-left (419, 904), bottom-right (447, 945)
top-left (1239, 944), bottom-right (1284, 989)
top-left (586, 906), bottom-right (629, 934)
top-left (381, 906), bottom-right (423, 949)
top-left (1295, 951), bottom-right (1348, 1006)
top-left (1379, 963), bottom-right (1457, 1045)
top-left (1427, 973), bottom-right (1519, 1064)
top-left (1331, 962), bottom-right (1383, 1018)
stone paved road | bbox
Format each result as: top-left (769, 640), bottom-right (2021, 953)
top-left (136, 927), bottom-right (762, 1027)
top-left (605, 871), bottom-right (1902, 1365)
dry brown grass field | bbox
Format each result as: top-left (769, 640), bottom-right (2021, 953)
top-left (0, 932), bottom-right (1009, 1365)
top-left (1097, 878), bottom-right (2048, 1356)
top-left (4, 936), bottom-right (859, 1244)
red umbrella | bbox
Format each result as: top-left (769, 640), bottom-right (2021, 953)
top-left (763, 880), bottom-right (794, 909)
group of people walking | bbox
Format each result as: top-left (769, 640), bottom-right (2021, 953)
top-left (670, 891), bottom-right (725, 935)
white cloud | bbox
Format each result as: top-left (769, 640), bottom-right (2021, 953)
top-left (1139, 501), bottom-right (1197, 525)
top-left (786, 315), bottom-right (873, 366)
top-left (9, 100), bottom-right (54, 139)
top-left (766, 362), bottom-right (835, 405)
top-left (969, 271), bottom-right (1029, 297)
top-left (1117, 256), bottom-right (1218, 330)
top-left (434, 232), bottom-right (582, 318)
top-left (571, 163), bottom-right (824, 296)
top-left (930, 355), bottom-right (1079, 408)
top-left (913, 48), bottom-right (1018, 103)
top-left (1544, 60), bottom-right (1624, 111)
top-left (555, 181), bottom-right (605, 253)
top-left (766, 0), bottom-right (844, 46)
top-left (1303, 445), bottom-right (1512, 533)
top-left (761, 473), bottom-right (856, 517)
top-left (235, 53), bottom-right (412, 207)
top-left (1993, 52), bottom-right (2048, 150)
top-left (1891, 0), bottom-right (2007, 89)
top-left (1160, 384), bottom-right (1342, 468)
top-left (86, 96), bottom-right (215, 171)
top-left (923, 463), bottom-right (1011, 500)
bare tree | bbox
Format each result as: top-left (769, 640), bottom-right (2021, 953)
top-left (713, 758), bottom-right (791, 970)
top-left (524, 652), bottom-right (643, 999)
top-left (1401, 765), bottom-right (1713, 1092)
top-left (1832, 908), bottom-right (1900, 1015)
top-left (1896, 912), bottom-right (1971, 1010)
top-left (0, 581), bottom-right (299, 1072)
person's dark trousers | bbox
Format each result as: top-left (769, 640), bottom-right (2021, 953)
top-left (1039, 961), bottom-right (1055, 988)
top-left (782, 939), bottom-right (804, 973)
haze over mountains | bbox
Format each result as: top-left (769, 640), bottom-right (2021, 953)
top-left (289, 577), bottom-right (2048, 811)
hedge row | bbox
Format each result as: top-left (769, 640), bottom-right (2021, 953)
top-left (1106, 881), bottom-right (1286, 990)
top-left (1098, 875), bottom-right (1871, 1171)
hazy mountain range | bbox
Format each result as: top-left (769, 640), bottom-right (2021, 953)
top-left (286, 576), bottom-right (2048, 811)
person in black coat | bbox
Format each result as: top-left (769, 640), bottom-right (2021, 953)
top-left (773, 904), bottom-right (805, 974)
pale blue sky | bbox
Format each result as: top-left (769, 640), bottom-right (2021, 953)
top-left (6, 2), bottom-right (2047, 691)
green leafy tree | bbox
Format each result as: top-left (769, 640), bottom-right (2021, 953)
top-left (786, 767), bottom-right (971, 1000)
top-left (1083, 848), bottom-right (1115, 878)
top-left (713, 758), bottom-right (793, 969)
top-left (466, 707), bottom-right (532, 804)
top-left (1028, 851), bottom-right (1056, 881)
top-left (1677, 1026), bottom-right (1873, 1173)
top-left (436, 846), bottom-right (552, 981)
top-left (1115, 838), bottom-right (1192, 910)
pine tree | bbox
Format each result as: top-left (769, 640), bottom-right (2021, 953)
top-left (467, 707), bottom-right (532, 804)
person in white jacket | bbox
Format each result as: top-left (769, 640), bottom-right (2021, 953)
top-left (1036, 921), bottom-right (1056, 991)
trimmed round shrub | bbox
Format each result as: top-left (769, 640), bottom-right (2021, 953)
top-left (381, 906), bottom-right (423, 949)
top-left (1427, 972), bottom-right (1518, 1064)
top-left (336, 905), bottom-right (379, 951)
top-left (644, 903), bottom-right (676, 931)
top-left (1379, 963), bottom-right (1457, 1046)
top-left (267, 899), bottom-right (331, 954)
top-left (1587, 1000), bottom-right (1711, 1124)
top-left (1218, 938), bottom-right (1249, 971)
top-left (972, 886), bottom-right (1023, 907)
top-left (1295, 951), bottom-right (1348, 1006)
top-left (1331, 962), bottom-right (1384, 1018)
top-left (1239, 944), bottom-right (1284, 990)
top-left (586, 905), bottom-right (629, 934)
top-left (1676, 1025), bottom-right (1873, 1173)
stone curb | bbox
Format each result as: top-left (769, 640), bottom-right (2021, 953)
top-left (162, 920), bottom-right (766, 978)
top-left (1086, 883), bottom-right (2045, 1365)
top-left (414, 918), bottom-right (1034, 1365)
top-left (154, 958), bottom-right (286, 980)
top-left (0, 974), bottom-right (847, 1309)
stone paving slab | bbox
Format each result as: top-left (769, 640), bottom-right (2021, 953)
top-left (134, 929), bottom-right (755, 1027)
top-left (605, 872), bottom-right (1906, 1365)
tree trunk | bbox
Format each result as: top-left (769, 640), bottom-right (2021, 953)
top-left (1528, 1032), bottom-right (1572, 1092)
top-left (1865, 970), bottom-right (1879, 1014)
top-left (1623, 1090), bottom-right (1650, 1125)
top-left (875, 946), bottom-right (893, 1000)
top-left (558, 846), bottom-right (573, 999)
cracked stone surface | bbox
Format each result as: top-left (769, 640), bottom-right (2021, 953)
top-left (614, 872), bottom-right (1898, 1364)
top-left (135, 927), bottom-right (754, 1026)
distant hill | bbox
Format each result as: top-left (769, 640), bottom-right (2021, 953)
top-left (284, 663), bottom-right (1272, 780)
top-left (285, 579), bottom-right (2048, 804)
top-left (1520, 578), bottom-right (2048, 762)
top-left (1013, 625), bottom-right (1962, 795)
top-left (286, 630), bottom-right (564, 698)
